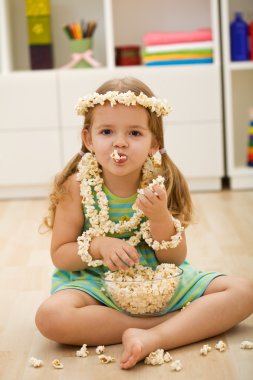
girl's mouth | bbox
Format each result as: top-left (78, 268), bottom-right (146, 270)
top-left (115, 154), bottom-right (127, 164)
top-left (110, 150), bottom-right (127, 163)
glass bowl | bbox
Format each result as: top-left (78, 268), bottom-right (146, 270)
top-left (102, 264), bottom-right (183, 317)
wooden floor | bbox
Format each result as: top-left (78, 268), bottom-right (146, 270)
top-left (0, 190), bottom-right (253, 380)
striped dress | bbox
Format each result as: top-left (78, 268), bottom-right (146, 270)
top-left (51, 184), bottom-right (223, 314)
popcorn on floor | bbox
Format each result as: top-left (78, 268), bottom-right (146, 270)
top-left (98, 354), bottom-right (116, 363)
top-left (52, 359), bottom-right (64, 369)
top-left (215, 340), bottom-right (227, 352)
top-left (29, 337), bottom-right (253, 370)
top-left (144, 349), bottom-right (173, 365)
top-left (76, 343), bottom-right (89, 357)
top-left (200, 344), bottom-right (212, 356)
top-left (170, 359), bottom-right (183, 372)
top-left (96, 345), bottom-right (105, 354)
top-left (29, 357), bottom-right (43, 368)
top-left (240, 341), bottom-right (253, 349)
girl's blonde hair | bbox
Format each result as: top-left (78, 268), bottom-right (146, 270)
top-left (43, 77), bottom-right (193, 229)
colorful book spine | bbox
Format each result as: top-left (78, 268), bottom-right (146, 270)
top-left (25, 0), bottom-right (53, 69)
top-left (247, 109), bottom-right (253, 167)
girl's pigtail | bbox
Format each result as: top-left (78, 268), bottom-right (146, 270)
top-left (41, 152), bottom-right (83, 231)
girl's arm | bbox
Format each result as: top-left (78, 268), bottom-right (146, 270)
top-left (50, 174), bottom-right (140, 271)
top-left (50, 173), bottom-right (86, 270)
top-left (136, 185), bottom-right (187, 266)
top-left (149, 213), bottom-right (187, 266)
top-left (50, 174), bottom-right (100, 271)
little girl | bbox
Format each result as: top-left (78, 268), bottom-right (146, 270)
top-left (36, 77), bottom-right (253, 370)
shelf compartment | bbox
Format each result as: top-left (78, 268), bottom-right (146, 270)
top-left (5, 0), bottom-right (106, 71)
top-left (112, 0), bottom-right (218, 67)
top-left (230, 62), bottom-right (253, 70)
top-left (231, 70), bottom-right (253, 168)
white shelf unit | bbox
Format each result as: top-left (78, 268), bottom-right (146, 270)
top-left (220, 0), bottom-right (253, 189)
top-left (0, 0), bottom-right (224, 198)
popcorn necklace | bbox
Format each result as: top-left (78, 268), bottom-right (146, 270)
top-left (76, 152), bottom-right (184, 267)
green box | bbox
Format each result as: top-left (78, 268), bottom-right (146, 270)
top-left (25, 0), bottom-right (50, 17)
top-left (27, 16), bottom-right (52, 45)
top-left (69, 38), bottom-right (93, 68)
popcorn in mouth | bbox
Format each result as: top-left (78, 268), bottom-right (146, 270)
top-left (110, 149), bottom-right (127, 163)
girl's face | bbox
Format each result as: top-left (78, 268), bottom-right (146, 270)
top-left (83, 103), bottom-right (157, 182)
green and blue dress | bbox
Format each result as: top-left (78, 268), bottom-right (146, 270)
top-left (51, 185), bottom-right (223, 314)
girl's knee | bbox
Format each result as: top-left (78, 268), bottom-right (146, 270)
top-left (208, 275), bottom-right (253, 306)
top-left (226, 276), bottom-right (253, 314)
top-left (35, 299), bottom-right (69, 342)
top-left (235, 277), bottom-right (253, 301)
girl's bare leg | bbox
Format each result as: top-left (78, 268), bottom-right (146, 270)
top-left (35, 289), bottom-right (176, 345)
top-left (120, 276), bottom-right (253, 369)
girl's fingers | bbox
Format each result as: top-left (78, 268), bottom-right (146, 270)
top-left (124, 246), bottom-right (141, 263)
top-left (105, 258), bottom-right (118, 271)
top-left (120, 251), bottom-right (136, 267)
top-left (137, 194), bottom-right (152, 208)
top-left (152, 185), bottom-right (166, 200)
top-left (111, 252), bottom-right (130, 270)
top-left (110, 248), bottom-right (140, 270)
top-left (143, 188), bottom-right (157, 202)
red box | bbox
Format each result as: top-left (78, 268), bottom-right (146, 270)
top-left (115, 45), bottom-right (141, 66)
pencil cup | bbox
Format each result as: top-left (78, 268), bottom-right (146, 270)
top-left (69, 38), bottom-right (93, 68)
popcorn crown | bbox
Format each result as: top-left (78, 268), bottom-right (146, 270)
top-left (75, 90), bottom-right (172, 117)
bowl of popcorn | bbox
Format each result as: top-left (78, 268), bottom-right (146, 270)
top-left (102, 263), bottom-right (183, 316)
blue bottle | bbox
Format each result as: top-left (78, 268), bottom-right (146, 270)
top-left (230, 12), bottom-right (249, 61)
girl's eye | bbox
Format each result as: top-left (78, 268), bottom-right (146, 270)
top-left (101, 129), bottom-right (112, 135)
top-left (131, 130), bottom-right (141, 136)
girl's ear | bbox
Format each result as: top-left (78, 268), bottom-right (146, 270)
top-left (149, 139), bottom-right (159, 155)
top-left (82, 129), bottom-right (93, 152)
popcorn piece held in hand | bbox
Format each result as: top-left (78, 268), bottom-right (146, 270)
top-left (215, 340), bottom-right (227, 352)
top-left (52, 359), bottom-right (64, 369)
top-left (240, 340), bottom-right (253, 349)
top-left (99, 354), bottom-right (116, 363)
top-left (96, 345), bottom-right (105, 355)
top-left (170, 359), bottom-right (182, 371)
top-left (76, 343), bottom-right (89, 357)
top-left (29, 357), bottom-right (43, 368)
top-left (138, 176), bottom-right (165, 196)
top-left (200, 344), bottom-right (212, 356)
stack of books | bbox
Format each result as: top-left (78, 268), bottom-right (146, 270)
top-left (142, 28), bottom-right (213, 66)
top-left (247, 108), bottom-right (253, 167)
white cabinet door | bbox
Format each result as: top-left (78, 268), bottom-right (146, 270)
top-left (0, 130), bottom-right (61, 185)
top-left (62, 128), bottom-right (82, 165)
top-left (110, 66), bottom-right (222, 124)
top-left (0, 72), bottom-right (58, 130)
top-left (57, 69), bottom-right (117, 128)
top-left (164, 122), bottom-right (223, 177)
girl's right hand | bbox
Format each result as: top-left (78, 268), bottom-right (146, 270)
top-left (96, 237), bottom-right (141, 271)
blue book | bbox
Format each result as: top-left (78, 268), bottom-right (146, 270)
top-left (144, 58), bottom-right (213, 66)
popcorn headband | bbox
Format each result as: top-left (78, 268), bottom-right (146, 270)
top-left (75, 90), bottom-right (172, 117)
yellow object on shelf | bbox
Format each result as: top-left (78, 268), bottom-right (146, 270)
top-left (27, 16), bottom-right (52, 45)
top-left (25, 0), bottom-right (50, 17)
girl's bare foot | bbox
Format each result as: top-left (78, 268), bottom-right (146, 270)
top-left (120, 328), bottom-right (158, 370)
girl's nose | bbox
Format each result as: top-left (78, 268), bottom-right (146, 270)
top-left (113, 134), bottom-right (128, 148)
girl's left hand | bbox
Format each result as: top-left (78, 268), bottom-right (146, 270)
top-left (136, 185), bottom-right (168, 222)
